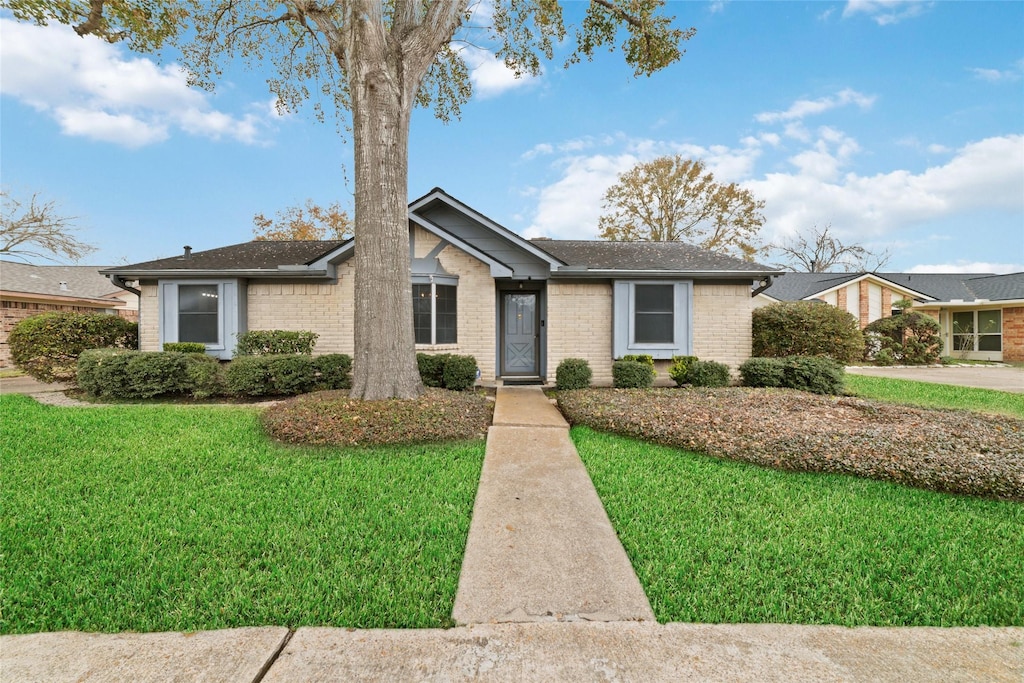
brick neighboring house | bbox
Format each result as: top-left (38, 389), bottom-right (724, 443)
top-left (102, 188), bottom-right (782, 385)
top-left (756, 271), bottom-right (1024, 362)
top-left (0, 261), bottom-right (140, 369)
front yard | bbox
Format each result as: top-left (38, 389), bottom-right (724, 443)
top-left (0, 395), bottom-right (483, 634)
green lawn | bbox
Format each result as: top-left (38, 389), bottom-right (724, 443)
top-left (574, 426), bottom-right (1024, 627)
top-left (845, 373), bottom-right (1024, 418)
top-left (0, 395), bottom-right (484, 634)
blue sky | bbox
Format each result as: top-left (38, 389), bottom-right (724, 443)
top-left (2, 0), bottom-right (1022, 272)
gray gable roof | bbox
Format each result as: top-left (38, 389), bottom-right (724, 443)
top-left (758, 272), bottom-right (861, 301)
top-left (0, 261), bottom-right (123, 300)
top-left (761, 271), bottom-right (1024, 303)
top-left (965, 272), bottom-right (1024, 301)
top-left (106, 240), bottom-right (350, 273)
top-left (535, 240), bottom-right (777, 275)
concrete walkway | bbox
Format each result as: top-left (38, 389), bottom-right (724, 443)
top-left (3, 384), bottom-right (1023, 681)
top-left (847, 364), bottom-right (1024, 393)
top-left (452, 386), bottom-right (654, 624)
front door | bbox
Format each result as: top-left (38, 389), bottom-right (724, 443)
top-left (502, 292), bottom-right (538, 376)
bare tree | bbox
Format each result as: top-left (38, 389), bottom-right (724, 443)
top-left (1, 189), bottom-right (96, 263)
top-left (253, 199), bottom-right (352, 241)
top-left (598, 156), bottom-right (765, 260)
top-left (9, 0), bottom-right (694, 399)
top-left (773, 224), bottom-right (891, 272)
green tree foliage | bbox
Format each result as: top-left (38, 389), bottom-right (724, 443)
top-left (598, 156), bottom-right (765, 260)
top-left (752, 301), bottom-right (864, 364)
top-left (8, 311), bottom-right (138, 383)
top-left (9, 0), bottom-right (694, 399)
top-left (863, 312), bottom-right (943, 365)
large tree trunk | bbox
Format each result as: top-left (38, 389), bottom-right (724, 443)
top-left (346, 22), bottom-right (424, 400)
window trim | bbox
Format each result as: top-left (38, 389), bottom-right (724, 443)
top-left (412, 276), bottom-right (458, 347)
top-left (159, 279), bottom-right (244, 359)
top-left (952, 308), bottom-right (1002, 353)
top-left (613, 280), bottom-right (693, 359)
top-left (630, 283), bottom-right (676, 347)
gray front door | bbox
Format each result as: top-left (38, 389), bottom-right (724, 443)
top-left (502, 292), bottom-right (538, 375)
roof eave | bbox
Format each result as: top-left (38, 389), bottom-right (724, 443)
top-left (551, 268), bottom-right (783, 279)
top-left (98, 268), bottom-right (331, 280)
top-left (914, 298), bottom-right (1024, 308)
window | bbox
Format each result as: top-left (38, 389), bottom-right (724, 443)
top-left (612, 280), bottom-right (692, 359)
top-left (952, 309), bottom-right (1002, 353)
top-left (633, 284), bottom-right (674, 344)
top-left (413, 282), bottom-right (457, 345)
top-left (178, 284), bottom-right (219, 343)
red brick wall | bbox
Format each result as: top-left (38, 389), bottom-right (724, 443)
top-left (1, 301), bottom-right (136, 369)
top-left (1003, 307), bottom-right (1024, 362)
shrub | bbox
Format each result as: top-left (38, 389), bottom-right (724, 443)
top-left (752, 302), bottom-right (863, 363)
top-left (186, 354), bottom-right (225, 399)
top-left (266, 355), bottom-right (317, 395)
top-left (225, 356), bottom-right (273, 396)
top-left (685, 360), bottom-right (731, 388)
top-left (668, 355), bottom-right (699, 387)
top-left (417, 353), bottom-right (450, 388)
top-left (77, 349), bottom-right (131, 397)
top-left (780, 356), bottom-right (845, 395)
top-left (163, 342), bottom-right (207, 354)
top-left (235, 330), bottom-right (318, 356)
top-left (556, 358), bottom-right (592, 390)
top-left (9, 311), bottom-right (138, 383)
top-left (613, 360), bottom-right (654, 388)
top-left (442, 354), bottom-right (478, 391)
top-left (739, 357), bottom-right (786, 388)
top-left (863, 312), bottom-right (942, 365)
top-left (77, 350), bottom-right (191, 399)
top-left (621, 354), bottom-right (655, 367)
top-left (313, 354), bottom-right (353, 390)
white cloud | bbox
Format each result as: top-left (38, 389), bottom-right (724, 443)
top-left (0, 19), bottom-right (275, 148)
top-left (907, 262), bottom-right (1024, 275)
top-left (459, 45), bottom-right (537, 99)
top-left (971, 61), bottom-right (1024, 83)
top-left (842, 0), bottom-right (931, 26)
top-left (755, 88), bottom-right (876, 124)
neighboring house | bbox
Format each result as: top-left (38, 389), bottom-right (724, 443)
top-left (0, 261), bottom-right (139, 369)
top-left (756, 271), bottom-right (1024, 362)
top-left (102, 188), bottom-right (782, 385)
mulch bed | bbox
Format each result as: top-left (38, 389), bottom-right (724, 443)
top-left (557, 388), bottom-right (1024, 501)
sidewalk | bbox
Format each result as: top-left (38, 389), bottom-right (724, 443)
top-left (2, 386), bottom-right (1022, 682)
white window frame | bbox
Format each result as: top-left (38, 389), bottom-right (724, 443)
top-left (412, 275), bottom-right (458, 347)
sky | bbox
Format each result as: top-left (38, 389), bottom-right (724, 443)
top-left (1, 0), bottom-right (1022, 273)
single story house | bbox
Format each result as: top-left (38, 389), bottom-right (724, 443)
top-left (1, 261), bottom-right (139, 369)
top-left (102, 188), bottom-right (782, 385)
top-left (756, 271), bottom-right (1024, 362)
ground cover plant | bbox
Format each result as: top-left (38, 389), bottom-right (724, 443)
top-left (845, 373), bottom-right (1024, 419)
top-left (0, 395), bottom-right (484, 634)
top-left (557, 388), bottom-right (1023, 500)
top-left (262, 388), bottom-right (493, 447)
top-left (573, 427), bottom-right (1024, 626)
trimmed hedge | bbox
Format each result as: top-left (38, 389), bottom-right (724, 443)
top-left (685, 360), bottom-right (731, 388)
top-left (740, 356), bottom-right (845, 395)
top-left (9, 311), bottom-right (138, 383)
top-left (556, 358), bottom-right (592, 391)
top-left (163, 342), bottom-right (207, 354)
top-left (77, 349), bottom-right (203, 399)
top-left (668, 355), bottom-right (699, 387)
top-left (312, 354), bottom-right (353, 390)
top-left (621, 354), bottom-right (655, 367)
top-left (613, 359), bottom-right (654, 388)
top-left (416, 353), bottom-right (478, 390)
top-left (752, 301), bottom-right (864, 363)
top-left (224, 354), bottom-right (317, 396)
top-left (235, 330), bottom-right (318, 356)
top-left (863, 312), bottom-right (943, 365)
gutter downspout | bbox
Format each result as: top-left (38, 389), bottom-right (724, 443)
top-left (751, 275), bottom-right (774, 297)
top-left (107, 273), bottom-right (142, 297)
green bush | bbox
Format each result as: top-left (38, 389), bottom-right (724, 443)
top-left (225, 356), bottom-right (273, 396)
top-left (686, 360), bottom-right (731, 388)
top-left (621, 354), bottom-right (655, 367)
top-left (266, 355), bottom-right (316, 395)
top-left (780, 356), bottom-right (845, 395)
top-left (417, 353), bottom-right (450, 388)
top-left (442, 354), bottom-right (478, 391)
top-left (8, 311), bottom-right (138, 383)
top-left (613, 360), bottom-right (654, 388)
top-left (185, 354), bottom-right (225, 399)
top-left (77, 349), bottom-right (131, 397)
top-left (556, 358), bottom-right (592, 390)
top-left (739, 357), bottom-right (786, 388)
top-left (752, 302), bottom-right (864, 363)
top-left (863, 312), bottom-right (942, 365)
top-left (235, 330), bottom-right (318, 356)
top-left (162, 342), bottom-right (207, 354)
top-left (77, 350), bottom-right (191, 399)
top-left (668, 355), bottom-right (699, 387)
top-left (312, 354), bottom-right (353, 390)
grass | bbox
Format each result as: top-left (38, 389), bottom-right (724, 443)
top-left (844, 373), bottom-right (1024, 418)
top-left (573, 426), bottom-right (1024, 627)
top-left (0, 394), bottom-right (484, 634)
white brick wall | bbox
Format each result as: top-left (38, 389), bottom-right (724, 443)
top-left (548, 282), bottom-right (614, 385)
top-left (139, 283), bottom-right (159, 351)
top-left (692, 283), bottom-right (753, 374)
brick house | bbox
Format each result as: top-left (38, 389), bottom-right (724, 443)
top-left (101, 189), bottom-right (781, 385)
top-left (756, 271), bottom-right (1024, 362)
top-left (0, 261), bottom-right (139, 369)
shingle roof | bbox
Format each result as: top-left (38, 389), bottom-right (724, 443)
top-left (104, 240), bottom-right (350, 272)
top-left (0, 261), bottom-right (122, 299)
top-left (534, 240), bottom-right (777, 273)
top-left (761, 271), bottom-right (1024, 303)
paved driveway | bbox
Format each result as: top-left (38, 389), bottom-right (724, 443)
top-left (846, 365), bottom-right (1024, 393)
